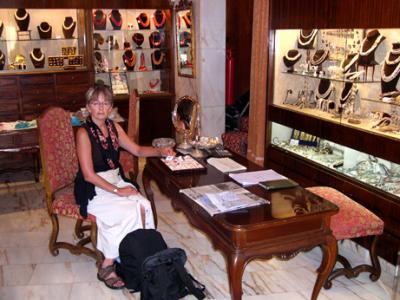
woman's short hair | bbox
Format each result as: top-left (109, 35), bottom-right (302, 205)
top-left (85, 84), bottom-right (113, 105)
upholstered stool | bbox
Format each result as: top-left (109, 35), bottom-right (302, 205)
top-left (307, 186), bottom-right (384, 289)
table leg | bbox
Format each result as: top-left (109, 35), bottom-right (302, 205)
top-left (227, 253), bottom-right (246, 300)
top-left (312, 235), bottom-right (337, 300)
top-left (142, 167), bottom-right (158, 228)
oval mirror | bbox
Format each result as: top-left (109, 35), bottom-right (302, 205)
top-left (172, 95), bottom-right (198, 149)
top-left (175, 1), bottom-right (195, 77)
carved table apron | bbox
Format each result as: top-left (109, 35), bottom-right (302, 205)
top-left (142, 157), bottom-right (338, 300)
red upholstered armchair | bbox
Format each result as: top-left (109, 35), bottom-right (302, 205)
top-left (37, 107), bottom-right (103, 265)
top-left (221, 116), bottom-right (248, 156)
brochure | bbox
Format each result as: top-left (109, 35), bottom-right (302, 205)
top-left (207, 157), bottom-right (247, 173)
top-left (180, 181), bottom-right (268, 216)
top-left (229, 169), bottom-right (287, 186)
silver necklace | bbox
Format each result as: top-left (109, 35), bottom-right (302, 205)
top-left (38, 24), bottom-right (51, 33)
top-left (62, 21), bottom-right (75, 30)
top-left (14, 11), bottom-right (28, 21)
top-left (316, 81), bottom-right (333, 99)
top-left (381, 61), bottom-right (400, 82)
top-left (384, 51), bottom-right (400, 65)
top-left (341, 53), bottom-right (359, 73)
top-left (310, 49), bottom-right (329, 65)
top-left (298, 29), bottom-right (318, 47)
top-left (284, 50), bottom-right (301, 61)
top-left (30, 50), bottom-right (44, 62)
top-left (359, 34), bottom-right (384, 56)
top-left (340, 84), bottom-right (353, 103)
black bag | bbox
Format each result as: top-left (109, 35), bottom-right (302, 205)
top-left (141, 248), bottom-right (206, 300)
top-left (118, 229), bottom-right (168, 291)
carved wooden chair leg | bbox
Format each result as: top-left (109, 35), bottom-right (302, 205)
top-left (75, 219), bottom-right (84, 238)
top-left (367, 235), bottom-right (381, 281)
top-left (49, 213), bottom-right (60, 256)
top-left (90, 222), bottom-right (103, 267)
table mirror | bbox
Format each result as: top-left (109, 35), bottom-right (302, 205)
top-left (172, 95), bottom-right (198, 149)
top-left (175, 0), bottom-right (195, 77)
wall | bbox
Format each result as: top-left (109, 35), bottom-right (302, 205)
top-left (174, 0), bottom-right (226, 138)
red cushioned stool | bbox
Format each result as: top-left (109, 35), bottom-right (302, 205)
top-left (307, 186), bottom-right (384, 289)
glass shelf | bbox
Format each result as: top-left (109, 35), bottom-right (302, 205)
top-left (95, 47), bottom-right (168, 52)
top-left (1, 38), bottom-right (79, 42)
top-left (361, 97), bottom-right (400, 107)
top-left (282, 70), bottom-right (380, 83)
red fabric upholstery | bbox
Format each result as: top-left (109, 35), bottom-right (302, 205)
top-left (53, 185), bottom-right (96, 222)
top-left (222, 117), bottom-right (249, 156)
top-left (120, 150), bottom-right (135, 177)
top-left (307, 186), bottom-right (384, 240)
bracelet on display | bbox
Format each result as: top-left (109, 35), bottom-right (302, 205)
top-left (62, 47), bottom-right (76, 56)
top-left (48, 56), bottom-right (65, 67)
top-left (68, 55), bottom-right (84, 66)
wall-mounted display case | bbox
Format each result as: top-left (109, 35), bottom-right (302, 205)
top-left (91, 8), bottom-right (173, 96)
top-left (0, 9), bottom-right (87, 73)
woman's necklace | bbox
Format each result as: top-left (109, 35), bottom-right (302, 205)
top-left (359, 34), bottom-right (384, 56)
top-left (137, 13), bottom-right (150, 28)
top-left (38, 23), bottom-right (51, 33)
top-left (0, 52), bottom-right (4, 60)
top-left (14, 11), bottom-right (28, 21)
top-left (298, 29), bottom-right (318, 47)
top-left (30, 50), bottom-right (44, 62)
top-left (153, 10), bottom-right (166, 28)
top-left (310, 49), bottom-right (329, 66)
top-left (284, 50), bottom-right (301, 61)
top-left (149, 78), bottom-right (160, 89)
top-left (109, 12), bottom-right (122, 27)
top-left (62, 20), bottom-right (75, 30)
top-left (340, 83), bottom-right (353, 104)
top-left (93, 11), bottom-right (106, 27)
top-left (124, 52), bottom-right (136, 67)
top-left (316, 81), bottom-right (333, 99)
top-left (341, 53), bottom-right (359, 73)
top-left (152, 51), bottom-right (164, 65)
top-left (385, 51), bottom-right (400, 65)
top-left (381, 60), bottom-right (400, 82)
top-left (150, 32), bottom-right (162, 47)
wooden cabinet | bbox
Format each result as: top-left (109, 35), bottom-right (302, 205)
top-left (262, 0), bottom-right (400, 264)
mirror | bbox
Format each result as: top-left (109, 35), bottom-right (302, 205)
top-left (175, 0), bottom-right (195, 77)
top-left (172, 95), bottom-right (198, 149)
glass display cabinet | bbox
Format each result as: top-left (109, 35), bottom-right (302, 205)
top-left (91, 8), bottom-right (173, 96)
top-left (0, 9), bottom-right (87, 73)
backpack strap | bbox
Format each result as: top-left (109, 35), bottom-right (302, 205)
top-left (173, 261), bottom-right (206, 299)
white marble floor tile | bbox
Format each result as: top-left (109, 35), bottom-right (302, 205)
top-left (1, 264), bottom-right (35, 286)
top-left (0, 283), bottom-right (72, 300)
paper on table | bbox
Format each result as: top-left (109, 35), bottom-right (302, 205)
top-left (207, 157), bottom-right (247, 173)
top-left (229, 169), bottom-right (287, 186)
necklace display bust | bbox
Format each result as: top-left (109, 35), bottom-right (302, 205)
top-left (149, 31), bottom-right (163, 48)
top-left (341, 52), bottom-right (359, 74)
top-left (14, 8), bottom-right (30, 31)
top-left (340, 82), bottom-right (353, 105)
top-left (93, 9), bottom-right (106, 30)
top-left (297, 29), bottom-right (318, 49)
top-left (283, 49), bottom-right (302, 72)
top-left (316, 78), bottom-right (333, 100)
top-left (358, 29), bottom-right (385, 67)
top-left (0, 49), bottom-right (5, 70)
top-left (151, 50), bottom-right (165, 70)
top-left (62, 17), bottom-right (76, 39)
top-left (109, 10), bottom-right (122, 30)
top-left (153, 9), bottom-right (166, 29)
top-left (310, 49), bottom-right (329, 69)
top-left (132, 33), bottom-right (144, 49)
top-left (30, 48), bottom-right (45, 68)
top-left (37, 22), bottom-right (52, 39)
top-left (136, 12), bottom-right (150, 30)
top-left (381, 42), bottom-right (400, 98)
top-left (0, 21), bottom-right (4, 39)
top-left (123, 50), bottom-right (136, 71)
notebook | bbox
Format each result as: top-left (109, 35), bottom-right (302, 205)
top-left (258, 178), bottom-right (299, 191)
top-left (207, 157), bottom-right (247, 173)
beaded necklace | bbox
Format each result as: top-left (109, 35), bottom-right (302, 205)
top-left (152, 50), bottom-right (164, 65)
top-left (137, 13), bottom-right (150, 28)
top-left (109, 11), bottom-right (122, 28)
top-left (153, 10), bottom-right (166, 29)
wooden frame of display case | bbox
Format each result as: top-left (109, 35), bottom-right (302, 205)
top-left (250, 0), bottom-right (400, 265)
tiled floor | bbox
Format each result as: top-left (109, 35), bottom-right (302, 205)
top-left (0, 169), bottom-right (399, 300)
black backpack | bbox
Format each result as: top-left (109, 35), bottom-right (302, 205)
top-left (117, 229), bottom-right (206, 300)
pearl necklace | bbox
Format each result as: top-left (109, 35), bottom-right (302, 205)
top-left (30, 50), bottom-right (44, 62)
top-left (62, 20), bottom-right (75, 30)
top-left (152, 51), bottom-right (164, 65)
top-left (341, 53), bottom-right (359, 73)
top-left (310, 49), bottom-right (329, 66)
top-left (14, 10), bottom-right (28, 21)
top-left (284, 50), bottom-right (301, 61)
top-left (384, 50), bottom-right (400, 65)
top-left (316, 81), bottom-right (333, 99)
top-left (381, 60), bottom-right (400, 82)
top-left (359, 34), bottom-right (384, 56)
top-left (38, 23), bottom-right (51, 33)
top-left (340, 83), bottom-right (353, 104)
top-left (298, 29), bottom-right (318, 47)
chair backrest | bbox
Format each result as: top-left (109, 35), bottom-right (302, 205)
top-left (37, 107), bottom-right (78, 197)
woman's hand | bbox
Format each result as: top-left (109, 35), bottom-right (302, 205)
top-left (116, 186), bottom-right (138, 197)
top-left (159, 147), bottom-right (176, 157)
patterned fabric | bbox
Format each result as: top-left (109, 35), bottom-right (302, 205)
top-left (120, 151), bottom-right (135, 176)
top-left (37, 107), bottom-right (78, 195)
top-left (53, 185), bottom-right (96, 222)
top-left (306, 186), bottom-right (384, 240)
top-left (221, 131), bottom-right (248, 156)
top-left (239, 117), bottom-right (249, 132)
top-left (85, 117), bottom-right (119, 169)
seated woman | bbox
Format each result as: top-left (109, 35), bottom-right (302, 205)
top-left (74, 85), bottom-right (175, 289)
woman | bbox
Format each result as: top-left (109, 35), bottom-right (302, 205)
top-left (74, 85), bottom-right (175, 289)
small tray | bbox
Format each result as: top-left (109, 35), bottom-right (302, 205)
top-left (160, 155), bottom-right (206, 173)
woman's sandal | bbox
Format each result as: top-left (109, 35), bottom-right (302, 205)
top-left (97, 265), bottom-right (125, 290)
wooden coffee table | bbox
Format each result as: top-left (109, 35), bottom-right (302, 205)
top-left (142, 156), bottom-right (338, 300)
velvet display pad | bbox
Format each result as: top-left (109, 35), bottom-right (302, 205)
top-left (160, 155), bottom-right (206, 173)
top-left (258, 179), bottom-right (299, 191)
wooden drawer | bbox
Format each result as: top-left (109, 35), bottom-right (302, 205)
top-left (22, 86), bottom-right (55, 118)
top-left (13, 130), bottom-right (38, 147)
top-left (0, 76), bottom-right (19, 99)
top-left (56, 72), bottom-right (90, 85)
top-left (0, 133), bottom-right (14, 149)
top-left (57, 84), bottom-right (88, 106)
top-left (20, 74), bottom-right (54, 86)
top-left (0, 98), bottom-right (20, 121)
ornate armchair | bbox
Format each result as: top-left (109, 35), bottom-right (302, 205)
top-left (221, 116), bottom-right (249, 156)
top-left (37, 107), bottom-right (103, 265)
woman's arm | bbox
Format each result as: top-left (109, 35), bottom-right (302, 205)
top-left (76, 127), bottom-right (137, 196)
top-left (115, 122), bottom-right (175, 157)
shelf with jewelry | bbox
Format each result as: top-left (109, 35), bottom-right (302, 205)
top-left (91, 9), bottom-right (172, 96)
top-left (0, 9), bottom-right (86, 72)
top-left (270, 122), bottom-right (400, 198)
top-left (274, 28), bottom-right (400, 144)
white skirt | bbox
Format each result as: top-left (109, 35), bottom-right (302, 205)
top-left (87, 168), bottom-right (155, 258)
